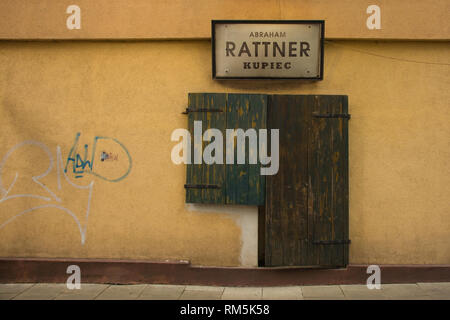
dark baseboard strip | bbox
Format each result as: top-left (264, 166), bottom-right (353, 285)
top-left (0, 258), bottom-right (449, 286)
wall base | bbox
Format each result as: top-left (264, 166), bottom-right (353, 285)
top-left (0, 258), bottom-right (449, 286)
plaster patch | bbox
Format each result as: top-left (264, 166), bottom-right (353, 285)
top-left (186, 203), bottom-right (258, 267)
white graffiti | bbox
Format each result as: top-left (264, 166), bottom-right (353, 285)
top-left (0, 141), bottom-right (94, 244)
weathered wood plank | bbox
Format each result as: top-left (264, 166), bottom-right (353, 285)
top-left (226, 94), bottom-right (266, 205)
top-left (308, 95), bottom-right (321, 266)
top-left (235, 94), bottom-right (250, 204)
top-left (309, 95), bottom-right (349, 267)
top-left (203, 93), bottom-right (226, 203)
top-left (265, 95), bottom-right (309, 266)
top-left (265, 95), bottom-right (283, 266)
top-left (225, 93), bottom-right (240, 204)
top-left (296, 95), bottom-right (314, 266)
top-left (329, 95), bottom-right (344, 266)
top-left (247, 94), bottom-right (266, 205)
top-left (313, 95), bottom-right (334, 266)
top-left (341, 96), bottom-right (350, 266)
top-left (258, 205), bottom-right (266, 267)
top-left (186, 93), bottom-right (204, 203)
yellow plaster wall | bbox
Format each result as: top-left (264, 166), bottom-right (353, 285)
top-left (0, 40), bottom-right (449, 265)
top-left (1, 0), bottom-right (449, 40)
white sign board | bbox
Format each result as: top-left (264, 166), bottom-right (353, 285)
top-left (212, 20), bottom-right (324, 80)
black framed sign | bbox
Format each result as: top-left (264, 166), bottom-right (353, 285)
top-left (212, 20), bottom-right (324, 80)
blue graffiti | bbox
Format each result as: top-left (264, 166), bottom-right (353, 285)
top-left (64, 133), bottom-right (132, 182)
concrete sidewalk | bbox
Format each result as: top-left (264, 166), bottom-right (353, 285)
top-left (1, 283), bottom-right (449, 300)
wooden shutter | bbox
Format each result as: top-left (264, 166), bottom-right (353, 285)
top-left (309, 95), bottom-right (350, 267)
top-left (185, 93), bottom-right (266, 205)
top-left (263, 95), bottom-right (349, 267)
top-left (186, 93), bottom-right (226, 204)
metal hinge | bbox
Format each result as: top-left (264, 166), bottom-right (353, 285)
top-left (182, 108), bottom-right (224, 114)
top-left (313, 239), bottom-right (351, 245)
top-left (184, 184), bottom-right (221, 189)
top-left (313, 113), bottom-right (351, 119)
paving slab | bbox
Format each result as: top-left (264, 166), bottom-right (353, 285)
top-left (301, 285), bottom-right (344, 299)
top-left (423, 295), bottom-right (450, 300)
top-left (180, 290), bottom-right (223, 300)
top-left (340, 284), bottom-right (387, 300)
top-left (380, 284), bottom-right (427, 298)
top-left (0, 284), bottom-right (34, 295)
top-left (184, 285), bottom-right (225, 292)
top-left (13, 283), bottom-right (67, 300)
top-left (138, 284), bottom-right (185, 300)
top-left (304, 297), bottom-right (347, 300)
top-left (179, 285), bottom-right (224, 300)
top-left (384, 295), bottom-right (433, 300)
top-left (222, 287), bottom-right (262, 300)
top-left (262, 286), bottom-right (303, 300)
top-left (55, 284), bottom-right (109, 300)
top-left (417, 282), bottom-right (450, 299)
top-left (0, 293), bottom-right (18, 300)
top-left (95, 284), bottom-right (147, 300)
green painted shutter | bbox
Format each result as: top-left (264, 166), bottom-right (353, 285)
top-left (186, 93), bottom-right (226, 204)
top-left (185, 93), bottom-right (266, 205)
top-left (226, 94), bottom-right (266, 205)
